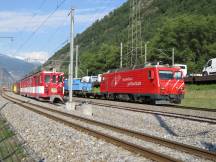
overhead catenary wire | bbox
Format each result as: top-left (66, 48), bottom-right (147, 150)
top-left (15, 0), bottom-right (68, 55)
top-left (26, 10), bottom-right (70, 53)
top-left (39, 0), bottom-right (115, 68)
top-left (18, 0), bottom-right (48, 39)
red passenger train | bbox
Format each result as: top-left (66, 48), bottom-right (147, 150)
top-left (100, 65), bottom-right (185, 104)
top-left (15, 70), bottom-right (64, 103)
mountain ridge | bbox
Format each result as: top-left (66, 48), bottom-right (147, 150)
top-left (0, 54), bottom-right (40, 80)
top-left (45, 0), bottom-right (216, 76)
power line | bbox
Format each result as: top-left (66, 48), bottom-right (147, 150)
top-left (18, 0), bottom-right (48, 39)
top-left (25, 10), bottom-right (69, 53)
top-left (15, 0), bottom-right (67, 54)
top-left (49, 39), bottom-right (69, 55)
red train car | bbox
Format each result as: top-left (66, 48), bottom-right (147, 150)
top-left (100, 66), bottom-right (185, 104)
top-left (19, 71), bottom-right (64, 103)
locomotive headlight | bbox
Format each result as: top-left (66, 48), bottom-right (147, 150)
top-left (51, 88), bottom-right (57, 93)
top-left (178, 87), bottom-right (184, 90)
top-left (160, 87), bottom-right (165, 90)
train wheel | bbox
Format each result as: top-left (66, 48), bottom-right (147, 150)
top-left (103, 94), bottom-right (106, 99)
top-left (173, 99), bottom-right (181, 104)
top-left (150, 99), bottom-right (156, 105)
top-left (128, 94), bottom-right (135, 102)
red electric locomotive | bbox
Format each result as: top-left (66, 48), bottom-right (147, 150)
top-left (100, 65), bottom-right (185, 104)
top-left (19, 70), bottom-right (64, 103)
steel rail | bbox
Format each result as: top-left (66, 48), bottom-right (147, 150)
top-left (71, 95), bottom-right (216, 112)
top-left (2, 93), bottom-right (181, 162)
top-left (74, 98), bottom-right (216, 124)
top-left (2, 93), bottom-right (216, 161)
top-left (163, 104), bottom-right (216, 112)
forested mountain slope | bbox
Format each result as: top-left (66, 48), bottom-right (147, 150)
top-left (45, 0), bottom-right (216, 76)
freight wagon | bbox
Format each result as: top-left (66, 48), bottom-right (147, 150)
top-left (64, 75), bottom-right (101, 97)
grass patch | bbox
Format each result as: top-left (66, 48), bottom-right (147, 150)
top-left (181, 84), bottom-right (216, 109)
top-left (0, 117), bottom-right (27, 161)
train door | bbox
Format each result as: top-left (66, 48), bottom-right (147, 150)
top-left (44, 73), bottom-right (51, 97)
top-left (50, 73), bottom-right (64, 96)
top-left (33, 76), bottom-right (36, 97)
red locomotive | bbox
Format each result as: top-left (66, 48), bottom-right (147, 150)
top-left (100, 66), bottom-right (185, 104)
top-left (15, 70), bottom-right (64, 103)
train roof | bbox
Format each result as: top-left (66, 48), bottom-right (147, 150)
top-left (18, 70), bottom-right (64, 82)
top-left (106, 63), bottom-right (179, 74)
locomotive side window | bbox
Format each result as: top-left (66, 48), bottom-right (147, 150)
top-left (148, 71), bottom-right (151, 79)
top-left (148, 70), bottom-right (154, 80)
top-left (52, 75), bottom-right (56, 83)
top-left (40, 76), bottom-right (42, 83)
top-left (159, 71), bottom-right (173, 80)
top-left (36, 76), bottom-right (39, 85)
top-left (45, 75), bottom-right (50, 83)
top-left (101, 76), bottom-right (105, 81)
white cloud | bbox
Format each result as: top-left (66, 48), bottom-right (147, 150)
top-left (0, 8), bottom-right (110, 33)
top-left (15, 51), bottom-right (49, 63)
top-left (0, 7), bottom-right (113, 61)
top-left (0, 10), bottom-right (68, 32)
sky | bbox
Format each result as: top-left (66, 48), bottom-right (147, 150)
top-left (0, 0), bottom-right (127, 63)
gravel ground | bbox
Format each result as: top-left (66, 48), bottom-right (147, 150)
top-left (0, 95), bottom-right (149, 162)
top-left (72, 97), bottom-right (216, 119)
top-left (3, 93), bottom-right (216, 161)
top-left (70, 97), bottom-right (216, 152)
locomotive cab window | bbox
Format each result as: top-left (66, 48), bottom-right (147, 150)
top-left (52, 75), bottom-right (56, 83)
top-left (159, 71), bottom-right (173, 80)
top-left (59, 75), bottom-right (63, 83)
top-left (45, 75), bottom-right (50, 83)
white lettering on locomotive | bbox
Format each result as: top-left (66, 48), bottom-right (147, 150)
top-left (122, 77), bottom-right (133, 82)
top-left (127, 81), bottom-right (142, 86)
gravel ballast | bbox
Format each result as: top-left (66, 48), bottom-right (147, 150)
top-left (2, 93), bottom-right (216, 161)
top-left (0, 95), bottom-right (148, 162)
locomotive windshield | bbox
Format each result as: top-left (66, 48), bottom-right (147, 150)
top-left (174, 71), bottom-right (182, 80)
top-left (59, 75), bottom-right (63, 83)
top-left (52, 75), bottom-right (56, 83)
top-left (159, 71), bottom-right (173, 80)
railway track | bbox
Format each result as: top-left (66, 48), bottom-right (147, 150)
top-left (2, 93), bottom-right (216, 161)
top-left (164, 104), bottom-right (216, 112)
top-left (73, 98), bottom-right (216, 124)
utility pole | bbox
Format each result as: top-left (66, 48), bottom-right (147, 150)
top-left (120, 42), bottom-right (123, 68)
top-left (75, 45), bottom-right (79, 78)
top-left (66, 8), bottom-right (75, 110)
top-left (172, 48), bottom-right (175, 66)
